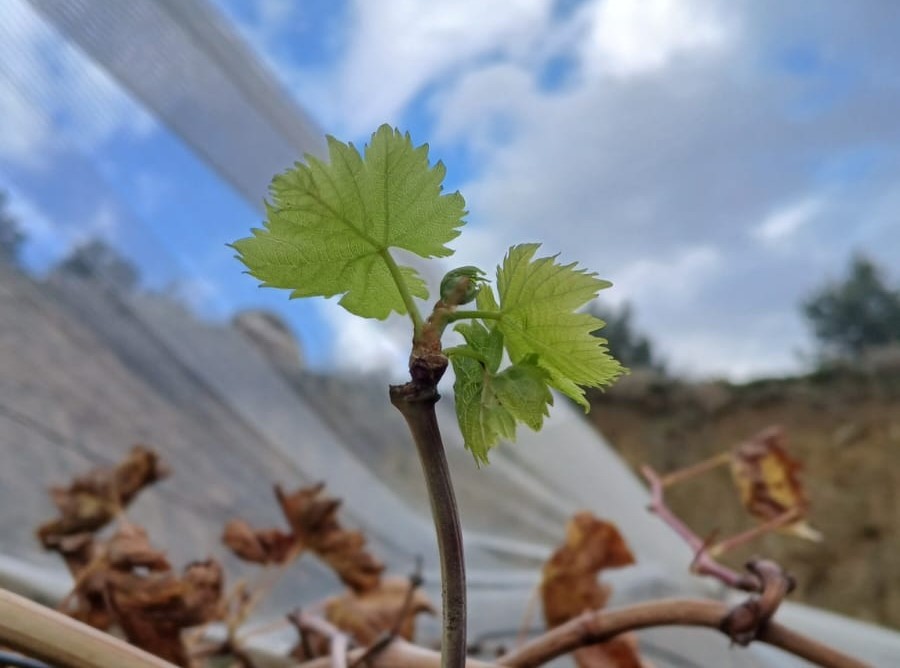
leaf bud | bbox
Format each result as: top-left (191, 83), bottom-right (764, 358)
top-left (440, 265), bottom-right (487, 305)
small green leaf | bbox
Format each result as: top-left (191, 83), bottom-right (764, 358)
top-left (492, 355), bottom-right (553, 431)
top-left (232, 124), bottom-right (466, 319)
top-left (454, 321), bottom-right (504, 373)
top-left (495, 244), bottom-right (625, 409)
top-left (450, 322), bottom-right (553, 464)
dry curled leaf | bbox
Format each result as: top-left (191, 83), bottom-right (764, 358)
top-left (49, 520), bottom-right (224, 665)
top-left (287, 576), bottom-right (434, 662)
top-left (315, 528), bottom-right (385, 592)
top-left (276, 482), bottom-right (340, 539)
top-left (275, 483), bottom-right (385, 592)
top-left (40, 531), bottom-right (95, 574)
top-left (107, 524), bottom-right (171, 572)
top-left (53, 533), bottom-right (113, 630)
top-left (542, 513), bottom-right (643, 668)
top-left (222, 518), bottom-right (296, 565)
top-left (108, 559), bottom-right (225, 666)
top-left (223, 483), bottom-right (385, 591)
top-left (53, 524), bottom-right (172, 631)
top-left (324, 575), bottom-right (435, 646)
top-left (542, 512), bottom-right (635, 626)
top-left (730, 426), bottom-right (822, 541)
top-left (37, 445), bottom-right (169, 546)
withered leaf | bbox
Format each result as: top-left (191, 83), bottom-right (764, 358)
top-left (222, 518), bottom-right (296, 565)
top-left (276, 483), bottom-right (385, 592)
top-left (56, 535), bottom-right (114, 630)
top-left (276, 482), bottom-right (341, 540)
top-left (323, 575), bottom-right (435, 646)
top-left (315, 529), bottom-right (385, 593)
top-left (41, 531), bottom-right (95, 574)
top-left (180, 559), bottom-right (227, 624)
top-left (542, 513), bottom-right (641, 668)
top-left (107, 524), bottom-right (171, 572)
top-left (57, 524), bottom-right (171, 631)
top-left (108, 559), bottom-right (225, 666)
top-left (542, 512), bottom-right (635, 627)
top-left (37, 445), bottom-right (169, 546)
top-left (51, 521), bottom-right (224, 666)
top-left (730, 426), bottom-right (822, 541)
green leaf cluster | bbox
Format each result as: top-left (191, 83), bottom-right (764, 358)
top-left (449, 244), bottom-right (625, 463)
top-left (231, 124), bottom-right (466, 320)
top-left (233, 125), bottom-right (625, 466)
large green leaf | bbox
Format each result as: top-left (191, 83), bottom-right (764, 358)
top-left (232, 125), bottom-right (466, 319)
top-left (495, 244), bottom-right (625, 408)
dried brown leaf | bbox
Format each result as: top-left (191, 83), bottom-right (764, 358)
top-left (107, 524), bottom-right (171, 572)
top-left (542, 512), bottom-right (635, 627)
top-left (180, 559), bottom-right (227, 624)
top-left (108, 559), bottom-right (225, 666)
top-left (730, 426), bottom-right (822, 541)
top-left (275, 483), bottom-right (385, 592)
top-left (50, 520), bottom-right (224, 666)
top-left (41, 531), bottom-right (95, 575)
top-left (542, 513), bottom-right (640, 668)
top-left (323, 575), bottom-right (435, 646)
top-left (37, 446), bottom-right (169, 545)
top-left (315, 529), bottom-right (385, 593)
top-left (275, 483), bottom-right (340, 540)
top-left (55, 525), bottom-right (161, 631)
top-left (57, 542), bottom-right (115, 631)
top-left (222, 518), bottom-right (296, 565)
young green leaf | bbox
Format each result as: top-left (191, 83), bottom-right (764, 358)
top-left (231, 124), bottom-right (466, 320)
top-left (449, 321), bottom-right (553, 464)
top-left (494, 244), bottom-right (625, 409)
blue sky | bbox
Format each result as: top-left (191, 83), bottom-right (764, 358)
top-left (1, 0), bottom-right (899, 379)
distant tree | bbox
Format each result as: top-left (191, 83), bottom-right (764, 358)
top-left (54, 238), bottom-right (140, 291)
top-left (803, 255), bottom-right (900, 359)
top-left (589, 301), bottom-right (664, 372)
top-left (0, 191), bottom-right (25, 263)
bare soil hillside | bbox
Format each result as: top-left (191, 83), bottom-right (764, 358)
top-left (586, 366), bottom-right (900, 630)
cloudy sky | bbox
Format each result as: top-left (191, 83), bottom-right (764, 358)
top-left (2, 0), bottom-right (899, 380)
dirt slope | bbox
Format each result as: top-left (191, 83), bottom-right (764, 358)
top-left (586, 366), bottom-right (900, 629)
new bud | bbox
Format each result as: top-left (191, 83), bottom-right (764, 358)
top-left (440, 266), bottom-right (487, 305)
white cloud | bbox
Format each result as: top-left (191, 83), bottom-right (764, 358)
top-left (0, 0), bottom-right (155, 169)
top-left (752, 197), bottom-right (825, 246)
top-left (612, 246), bottom-right (724, 306)
top-left (663, 319), bottom-right (802, 381)
top-left (219, 0), bottom-right (900, 380)
top-left (319, 301), bottom-right (409, 375)
top-left (580, 0), bottom-right (730, 78)
top-left (326, 0), bottom-right (554, 135)
top-left (430, 63), bottom-right (536, 152)
top-left (412, 2), bottom-right (900, 381)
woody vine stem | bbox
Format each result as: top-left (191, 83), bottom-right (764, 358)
top-left (388, 272), bottom-right (478, 668)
